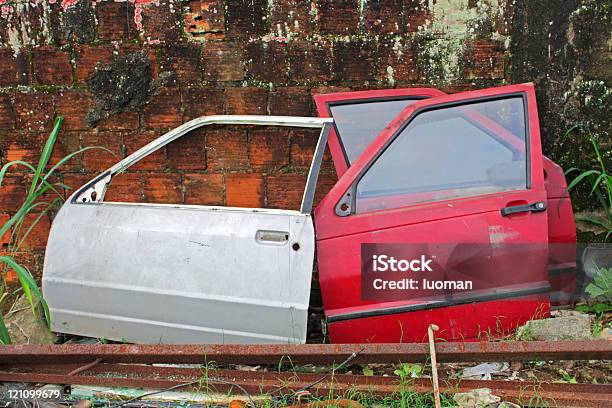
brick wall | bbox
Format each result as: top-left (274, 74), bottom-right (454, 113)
top-left (0, 0), bottom-right (608, 281)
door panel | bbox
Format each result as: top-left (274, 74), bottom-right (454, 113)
top-left (314, 84), bottom-right (550, 343)
top-left (44, 204), bottom-right (314, 343)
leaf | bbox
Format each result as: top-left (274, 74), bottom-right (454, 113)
top-left (591, 303), bottom-right (612, 314)
top-left (590, 173), bottom-right (607, 195)
top-left (585, 283), bottom-right (606, 298)
top-left (0, 256), bottom-right (50, 326)
top-left (43, 146), bottom-right (115, 184)
top-left (566, 169), bottom-right (601, 192)
top-left (362, 366), bottom-right (374, 376)
top-left (0, 316), bottom-right (11, 344)
top-left (16, 198), bottom-right (61, 249)
top-left (29, 117), bottom-right (63, 197)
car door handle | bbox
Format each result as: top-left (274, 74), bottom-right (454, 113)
top-left (501, 201), bottom-right (547, 217)
top-left (256, 230), bottom-right (289, 244)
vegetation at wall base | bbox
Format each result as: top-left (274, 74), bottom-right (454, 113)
top-left (565, 125), bottom-right (612, 241)
top-left (0, 117), bottom-right (110, 344)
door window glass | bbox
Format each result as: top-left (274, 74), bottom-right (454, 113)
top-left (330, 99), bottom-right (418, 164)
top-left (356, 97), bottom-right (527, 213)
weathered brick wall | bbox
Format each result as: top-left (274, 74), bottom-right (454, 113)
top-left (0, 0), bottom-right (609, 281)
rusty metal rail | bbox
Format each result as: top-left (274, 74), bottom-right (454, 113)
top-left (2, 340), bottom-right (611, 365)
top-left (1, 341), bottom-right (610, 407)
top-left (1, 363), bottom-right (610, 407)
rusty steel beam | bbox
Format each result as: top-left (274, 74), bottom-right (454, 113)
top-left (1, 340), bottom-right (610, 365)
top-left (0, 365), bottom-right (609, 408)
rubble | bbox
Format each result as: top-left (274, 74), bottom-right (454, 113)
top-left (4, 295), bottom-right (55, 345)
top-left (453, 388), bottom-right (501, 408)
top-left (516, 313), bottom-right (593, 341)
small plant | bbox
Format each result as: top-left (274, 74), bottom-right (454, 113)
top-left (583, 266), bottom-right (612, 301)
top-left (393, 363), bottom-right (423, 380)
top-left (565, 125), bottom-right (612, 240)
top-left (0, 116), bottom-right (110, 344)
top-left (361, 365), bottom-right (374, 376)
top-left (557, 368), bottom-right (578, 384)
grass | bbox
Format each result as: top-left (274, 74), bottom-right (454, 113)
top-left (564, 124), bottom-right (612, 241)
top-left (0, 116), bottom-right (111, 344)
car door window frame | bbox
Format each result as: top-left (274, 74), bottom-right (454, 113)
top-left (71, 115), bottom-right (333, 215)
top-left (334, 93), bottom-right (532, 217)
top-left (313, 89), bottom-right (446, 177)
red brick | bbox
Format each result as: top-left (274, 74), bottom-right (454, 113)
top-left (160, 44), bottom-right (203, 84)
top-left (14, 92), bottom-right (55, 132)
top-left (378, 39), bottom-right (419, 83)
top-left (0, 95), bottom-right (15, 130)
top-left (203, 42), bottom-right (245, 82)
top-left (463, 40), bottom-right (505, 80)
top-left (403, 0), bottom-right (431, 32)
top-left (47, 131), bottom-right (81, 172)
top-left (184, 0), bottom-right (225, 40)
top-left (226, 174), bottom-right (264, 207)
top-left (206, 129), bottom-right (249, 170)
top-left (249, 129), bottom-right (290, 169)
top-left (437, 83), bottom-right (477, 94)
top-left (271, 0), bottom-right (313, 36)
top-left (3, 251), bottom-right (39, 284)
top-left (290, 129), bottom-right (320, 167)
top-left (55, 1), bottom-right (96, 44)
top-left (333, 40), bottom-right (377, 81)
top-left (288, 41), bottom-right (333, 82)
top-left (81, 132), bottom-right (123, 172)
top-left (310, 86), bottom-right (352, 95)
top-left (123, 131), bottom-right (167, 171)
top-left (167, 129), bottom-right (207, 170)
top-left (62, 173), bottom-right (93, 198)
top-left (314, 173), bottom-right (338, 207)
top-left (32, 47), bottom-right (72, 86)
top-left (19, 213), bottom-right (51, 250)
top-left (142, 88), bottom-right (182, 129)
top-left (245, 41), bottom-right (288, 82)
top-left (104, 172), bottom-right (143, 203)
top-left (364, 0), bottom-right (403, 34)
top-left (55, 90), bottom-right (93, 131)
top-left (318, 0), bottom-right (359, 34)
top-left (3, 132), bottom-right (41, 168)
top-left (226, 0), bottom-right (268, 37)
top-left (269, 87), bottom-right (311, 116)
top-left (96, 111), bottom-right (140, 131)
top-left (0, 214), bottom-right (10, 246)
top-left (139, 2), bottom-right (183, 43)
top-left (267, 174), bottom-right (307, 210)
top-left (0, 176), bottom-right (26, 212)
top-left (75, 45), bottom-right (114, 83)
top-left (225, 87), bottom-right (267, 115)
top-left (183, 87), bottom-right (224, 120)
top-left (183, 173), bottom-right (224, 205)
top-left (0, 49), bottom-right (29, 86)
top-left (143, 174), bottom-right (182, 204)
top-left (96, 1), bottom-right (137, 41)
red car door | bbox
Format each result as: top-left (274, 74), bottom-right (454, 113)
top-left (314, 84), bottom-right (550, 343)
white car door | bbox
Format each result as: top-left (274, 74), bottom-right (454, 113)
top-left (42, 116), bottom-right (332, 344)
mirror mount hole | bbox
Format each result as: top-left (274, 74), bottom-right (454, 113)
top-left (335, 188), bottom-right (353, 217)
